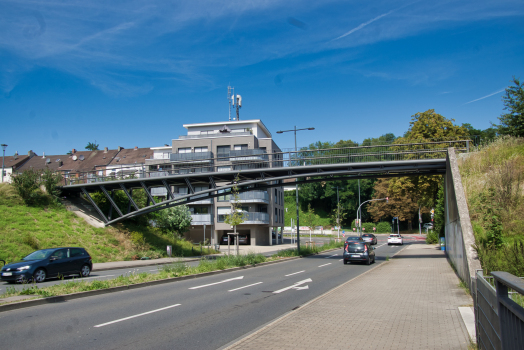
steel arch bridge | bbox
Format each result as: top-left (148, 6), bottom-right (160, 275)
top-left (60, 140), bottom-right (470, 226)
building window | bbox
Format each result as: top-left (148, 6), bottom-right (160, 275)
top-left (217, 189), bottom-right (230, 201)
top-left (275, 208), bottom-right (278, 223)
top-left (217, 207), bottom-right (231, 222)
top-left (234, 144), bottom-right (248, 151)
top-left (192, 206), bottom-right (209, 214)
top-left (194, 147), bottom-right (208, 153)
top-left (178, 147), bottom-right (191, 153)
top-left (275, 189), bottom-right (278, 203)
top-left (217, 145), bottom-right (230, 154)
top-left (217, 166), bottom-right (231, 172)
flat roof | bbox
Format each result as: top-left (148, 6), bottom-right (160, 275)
top-left (182, 119), bottom-right (272, 138)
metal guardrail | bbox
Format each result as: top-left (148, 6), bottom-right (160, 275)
top-left (178, 131), bottom-right (252, 139)
top-left (62, 140), bottom-right (470, 185)
top-left (475, 270), bottom-right (524, 350)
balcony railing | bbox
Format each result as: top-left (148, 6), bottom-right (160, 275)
top-left (234, 191), bottom-right (269, 203)
top-left (229, 149), bottom-right (268, 162)
top-left (170, 152), bottom-right (213, 162)
top-left (217, 212), bottom-right (269, 224)
top-left (191, 214), bottom-right (213, 225)
top-left (178, 131), bottom-right (252, 140)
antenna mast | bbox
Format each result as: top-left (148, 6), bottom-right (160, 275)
top-left (227, 85), bottom-right (242, 121)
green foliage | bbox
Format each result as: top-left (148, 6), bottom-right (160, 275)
top-left (434, 180), bottom-right (445, 238)
top-left (426, 230), bottom-right (439, 244)
top-left (41, 168), bottom-right (63, 198)
top-left (303, 203), bottom-right (316, 230)
top-left (475, 189), bottom-right (504, 249)
top-left (462, 123), bottom-right (497, 145)
top-left (85, 141), bottom-right (99, 151)
top-left (22, 234), bottom-right (39, 250)
top-left (156, 205), bottom-right (192, 240)
top-left (496, 77), bottom-right (524, 137)
top-left (11, 168), bottom-right (41, 205)
top-left (376, 222), bottom-right (391, 233)
top-left (224, 175), bottom-right (246, 228)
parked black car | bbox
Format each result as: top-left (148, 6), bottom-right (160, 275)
top-left (0, 247), bottom-right (93, 283)
top-left (343, 241), bottom-right (376, 265)
top-left (362, 233), bottom-right (377, 245)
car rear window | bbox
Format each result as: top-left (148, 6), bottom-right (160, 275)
top-left (390, 235), bottom-right (400, 237)
top-left (70, 248), bottom-right (85, 257)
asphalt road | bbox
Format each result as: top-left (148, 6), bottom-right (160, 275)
top-left (0, 238), bottom-right (413, 350)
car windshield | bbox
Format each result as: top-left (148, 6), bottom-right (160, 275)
top-left (23, 249), bottom-right (54, 260)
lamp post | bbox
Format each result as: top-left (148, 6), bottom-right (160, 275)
top-left (356, 197), bottom-right (389, 236)
top-left (276, 126), bottom-right (315, 253)
top-left (1, 144), bottom-right (7, 183)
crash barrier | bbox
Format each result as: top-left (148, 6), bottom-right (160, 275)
top-left (444, 148), bottom-right (481, 292)
top-left (475, 270), bottom-right (524, 349)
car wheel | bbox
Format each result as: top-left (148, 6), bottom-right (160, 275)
top-left (33, 268), bottom-right (47, 283)
top-left (366, 257), bottom-right (371, 265)
top-left (80, 264), bottom-right (91, 278)
top-left (343, 260), bottom-right (348, 265)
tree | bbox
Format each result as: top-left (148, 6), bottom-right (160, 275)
top-left (156, 205), bottom-right (192, 240)
top-left (85, 141), bottom-right (99, 151)
top-left (224, 175), bottom-right (246, 254)
top-left (11, 169), bottom-right (40, 205)
top-left (41, 168), bottom-right (63, 198)
top-left (496, 77), bottom-right (524, 137)
top-left (462, 123), bottom-right (497, 145)
top-left (303, 203), bottom-right (316, 240)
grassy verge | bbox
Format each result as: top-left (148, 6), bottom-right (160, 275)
top-left (272, 239), bottom-right (344, 258)
top-left (0, 253), bottom-right (271, 301)
top-left (0, 183), bottom-right (216, 263)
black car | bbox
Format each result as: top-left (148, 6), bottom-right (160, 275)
top-left (0, 247), bottom-right (93, 283)
top-left (362, 233), bottom-right (377, 245)
top-left (343, 241), bottom-right (376, 265)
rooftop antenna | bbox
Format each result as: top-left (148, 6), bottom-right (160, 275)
top-left (227, 85), bottom-right (234, 121)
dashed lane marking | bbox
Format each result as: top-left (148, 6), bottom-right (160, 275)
top-left (94, 304), bottom-right (181, 328)
top-left (228, 282), bottom-right (263, 292)
top-left (285, 270), bottom-right (305, 277)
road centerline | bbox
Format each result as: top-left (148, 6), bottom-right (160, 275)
top-left (228, 282), bottom-right (263, 292)
top-left (188, 276), bottom-right (244, 290)
top-left (318, 263), bottom-right (332, 267)
top-left (325, 254), bottom-right (338, 258)
top-left (285, 270), bottom-right (305, 277)
top-left (94, 304), bottom-right (181, 328)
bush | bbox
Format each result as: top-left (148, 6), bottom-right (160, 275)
top-left (376, 222), bottom-right (392, 233)
top-left (22, 234), bottom-right (39, 250)
top-left (11, 169), bottom-right (40, 205)
top-left (426, 230), bottom-right (439, 244)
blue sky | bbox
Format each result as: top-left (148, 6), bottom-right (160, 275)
top-left (1, 0), bottom-right (523, 155)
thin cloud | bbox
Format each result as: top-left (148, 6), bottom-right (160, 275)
top-left (331, 10), bottom-right (395, 41)
top-left (464, 88), bottom-right (505, 104)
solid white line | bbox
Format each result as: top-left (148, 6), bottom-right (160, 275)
top-left (325, 254), bottom-right (338, 259)
top-left (285, 270), bottom-right (305, 277)
top-left (318, 263), bottom-right (332, 267)
top-left (188, 276), bottom-right (244, 290)
top-left (228, 282), bottom-right (263, 292)
top-left (273, 278), bottom-right (312, 294)
top-left (94, 304), bottom-right (181, 328)
top-left (149, 269), bottom-right (157, 271)
top-left (338, 259), bottom-right (343, 261)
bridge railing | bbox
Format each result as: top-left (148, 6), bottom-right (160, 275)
top-left (62, 140), bottom-right (470, 186)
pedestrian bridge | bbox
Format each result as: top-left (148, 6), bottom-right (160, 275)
top-left (60, 140), bottom-right (470, 226)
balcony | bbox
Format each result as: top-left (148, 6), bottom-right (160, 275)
top-left (170, 151), bottom-right (213, 163)
top-left (232, 191), bottom-right (269, 204)
top-left (229, 149), bottom-right (268, 162)
top-left (217, 212), bottom-right (269, 224)
top-left (178, 131), bottom-right (252, 140)
top-left (191, 214), bottom-right (213, 225)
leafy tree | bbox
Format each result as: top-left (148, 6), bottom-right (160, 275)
top-left (11, 169), bottom-right (40, 205)
top-left (41, 168), bottom-right (63, 198)
top-left (303, 203), bottom-right (316, 233)
top-left (224, 175), bottom-right (246, 252)
top-left (402, 109), bottom-right (469, 141)
top-left (462, 123), bottom-right (497, 145)
top-left (157, 205), bottom-right (192, 240)
top-left (368, 178), bottom-right (420, 224)
top-left (496, 77), bottom-right (524, 137)
top-left (85, 141), bottom-right (100, 151)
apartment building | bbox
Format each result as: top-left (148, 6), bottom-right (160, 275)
top-left (146, 119), bottom-right (285, 246)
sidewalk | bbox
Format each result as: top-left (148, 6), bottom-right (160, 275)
top-left (224, 243), bottom-right (474, 350)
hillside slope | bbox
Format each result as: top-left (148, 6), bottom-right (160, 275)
top-left (459, 136), bottom-right (524, 275)
top-left (0, 184), bottom-right (203, 263)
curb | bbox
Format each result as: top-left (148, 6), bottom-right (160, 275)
top-left (0, 246), bottom-right (343, 313)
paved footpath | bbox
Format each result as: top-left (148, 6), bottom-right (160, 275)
top-left (224, 243), bottom-right (473, 350)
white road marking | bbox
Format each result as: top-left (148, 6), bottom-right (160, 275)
top-left (285, 270), bottom-right (305, 277)
top-left (338, 259), bottom-right (343, 261)
top-left (188, 276), bottom-right (244, 290)
top-left (228, 282), bottom-right (263, 292)
top-left (94, 304), bottom-right (181, 328)
top-left (273, 278), bottom-right (312, 294)
top-left (318, 263), bottom-right (332, 267)
top-left (325, 254), bottom-right (338, 258)
top-left (149, 269), bottom-right (157, 271)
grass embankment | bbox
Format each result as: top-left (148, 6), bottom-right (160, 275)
top-left (0, 253), bottom-right (268, 300)
top-left (0, 184), bottom-right (214, 263)
top-left (459, 136), bottom-right (524, 276)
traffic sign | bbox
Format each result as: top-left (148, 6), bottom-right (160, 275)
top-left (342, 233), bottom-right (345, 237)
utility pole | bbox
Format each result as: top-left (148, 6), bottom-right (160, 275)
top-left (1, 144), bottom-right (7, 183)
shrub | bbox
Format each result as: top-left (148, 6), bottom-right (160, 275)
top-left (22, 234), bottom-right (39, 250)
top-left (376, 222), bottom-right (392, 233)
top-left (11, 169), bottom-right (40, 205)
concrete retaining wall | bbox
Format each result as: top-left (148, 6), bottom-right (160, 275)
top-left (445, 148), bottom-right (481, 291)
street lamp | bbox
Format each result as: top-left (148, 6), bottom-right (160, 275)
top-left (1, 144), bottom-right (7, 183)
top-left (356, 197), bottom-right (389, 236)
top-left (276, 126), bottom-right (315, 253)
